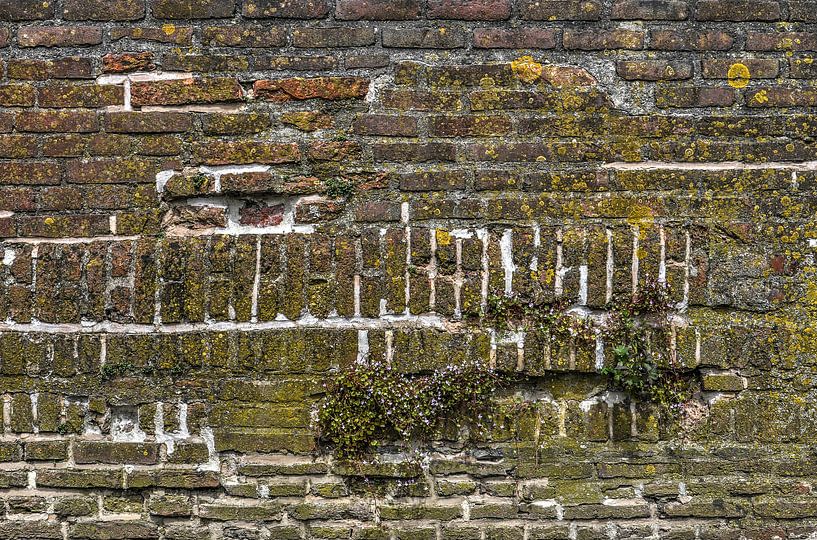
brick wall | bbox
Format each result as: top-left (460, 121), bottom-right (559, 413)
top-left (1, 0), bottom-right (816, 537)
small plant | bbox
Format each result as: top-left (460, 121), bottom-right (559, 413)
top-left (325, 177), bottom-right (356, 199)
top-left (316, 360), bottom-right (501, 459)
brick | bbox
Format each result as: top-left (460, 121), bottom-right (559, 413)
top-left (192, 141), bottom-right (300, 165)
top-left (131, 78), bottom-right (242, 106)
top-left (103, 52), bottom-right (155, 73)
top-left (650, 29), bottom-right (734, 50)
top-left (240, 203), bottom-right (286, 227)
top-left (382, 27), bottom-right (466, 48)
top-left (428, 0), bottom-right (511, 20)
top-left (70, 521), bottom-right (159, 540)
top-left (0, 0), bottom-right (54, 20)
top-left (74, 442), bottom-right (160, 464)
top-left (105, 112), bottom-right (192, 133)
top-left (242, 0), bottom-right (329, 18)
top-left (280, 111), bottom-right (332, 131)
top-left (254, 77), bottom-right (369, 101)
top-left (520, 0), bottom-right (602, 20)
top-left (611, 0), bottom-right (689, 19)
top-left (38, 84), bottom-right (124, 108)
top-left (66, 158), bottom-right (159, 183)
top-left (746, 32), bottom-right (817, 51)
top-left (373, 142), bottom-right (457, 162)
top-left (111, 26), bottom-right (193, 44)
top-left (8, 57), bottom-right (94, 80)
top-left (473, 28), bottom-right (558, 49)
top-left (564, 29), bottom-right (644, 49)
top-left (747, 87), bottom-right (817, 107)
top-left (398, 171), bottom-right (466, 191)
top-left (0, 84), bottom-right (36, 106)
top-left (0, 163), bottom-right (61, 185)
top-left (18, 26), bottom-right (103, 47)
top-left (63, 0), bottom-right (145, 20)
top-left (293, 27), bottom-right (374, 47)
top-left (151, 0), bottom-right (234, 18)
top-left (202, 26), bottom-right (287, 47)
top-left (255, 55), bottom-right (337, 71)
top-left (655, 85), bottom-right (736, 108)
top-left (616, 60), bottom-right (692, 81)
top-left (336, 0), bottom-right (421, 20)
top-left (790, 1), bottom-right (817, 21)
top-left (429, 115), bottom-right (511, 136)
top-left (697, 1), bottom-right (781, 21)
top-left (702, 59), bottom-right (779, 79)
top-left (16, 111), bottom-right (99, 133)
top-left (354, 114), bottom-right (418, 136)
top-left (203, 112), bottom-right (272, 134)
top-left (0, 28), bottom-right (7, 47)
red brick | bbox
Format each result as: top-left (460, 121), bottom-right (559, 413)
top-left (353, 114), bottom-right (418, 136)
top-left (62, 0), bottom-right (145, 20)
top-left (0, 0), bottom-right (54, 20)
top-left (17, 26), bottom-right (103, 47)
top-left (150, 0), bottom-right (234, 18)
top-left (520, 0), bottom-right (602, 20)
top-left (616, 60), bottom-right (693, 81)
top-left (702, 59), bottom-right (780, 79)
top-left (38, 186), bottom-right (84, 211)
top-left (656, 86), bottom-right (736, 108)
top-left (8, 57), bottom-right (94, 80)
top-left (254, 77), bottom-right (369, 101)
top-left (131, 78), bottom-right (243, 106)
top-left (0, 84), bottom-right (36, 106)
top-left (38, 84), bottom-right (124, 108)
top-left (473, 28), bottom-right (558, 49)
top-left (66, 158), bottom-right (160, 183)
top-left (0, 163), bottom-right (61, 186)
top-left (242, 0), bottom-right (329, 18)
top-left (382, 27), bottom-right (465, 48)
top-left (428, 0), bottom-right (511, 20)
top-left (611, 0), bottom-right (689, 20)
top-left (110, 26), bottom-right (193, 45)
top-left (192, 141), bottom-right (301, 165)
top-left (240, 203), bottom-right (285, 227)
top-left (336, 0), bottom-right (421, 20)
top-left (747, 87), bottom-right (817, 108)
top-left (105, 112), bottom-right (193, 133)
top-left (746, 32), bottom-right (817, 51)
top-left (0, 188), bottom-right (36, 211)
top-left (649, 30), bottom-right (734, 51)
top-left (294, 197), bottom-right (345, 222)
top-left (564, 29), bottom-right (644, 50)
top-left (103, 52), bottom-right (155, 73)
top-left (696, 0), bottom-right (781, 21)
top-left (16, 111), bottom-right (99, 133)
top-left (292, 27), bottom-right (375, 47)
top-left (202, 26), bottom-right (287, 47)
top-left (373, 143), bottom-right (457, 162)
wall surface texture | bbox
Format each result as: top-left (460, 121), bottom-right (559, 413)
top-left (1, 0), bottom-right (817, 538)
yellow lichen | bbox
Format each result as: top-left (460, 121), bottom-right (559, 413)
top-left (511, 56), bottom-right (543, 84)
top-left (727, 62), bottom-right (751, 89)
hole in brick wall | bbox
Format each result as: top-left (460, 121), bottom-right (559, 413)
top-left (110, 406), bottom-right (146, 442)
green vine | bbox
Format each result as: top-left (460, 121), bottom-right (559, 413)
top-left (316, 360), bottom-right (501, 459)
top-left (481, 277), bottom-right (694, 415)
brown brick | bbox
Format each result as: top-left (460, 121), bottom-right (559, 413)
top-left (611, 0), bottom-right (689, 20)
top-left (192, 141), bottom-right (301, 165)
top-left (105, 112), bottom-right (193, 133)
top-left (428, 0), bottom-right (511, 20)
top-left (202, 26), bottom-right (287, 47)
top-left (0, 163), bottom-right (61, 185)
top-left (382, 27), bottom-right (466, 48)
top-left (254, 77), bottom-right (369, 101)
top-left (292, 27), bottom-right (376, 47)
top-left (103, 52), bottom-right (155, 73)
top-left (151, 0), bottom-right (234, 18)
top-left (696, 0), bottom-right (781, 21)
top-left (18, 26), bottom-right (103, 47)
top-left (354, 114), bottom-right (418, 136)
top-left (0, 28), bottom-right (7, 47)
top-left (0, 84), bottom-right (37, 106)
top-left (473, 28), bottom-right (558, 49)
top-left (111, 26), bottom-right (193, 45)
top-left (0, 0), bottom-right (54, 20)
top-left (649, 30), bottom-right (734, 51)
top-left (564, 29), bottom-right (644, 49)
top-left (63, 0), bottom-right (145, 20)
top-left (373, 142), bottom-right (457, 162)
top-left (746, 32), bottom-right (817, 51)
top-left (520, 0), bottom-right (602, 20)
top-left (616, 60), bottom-right (693, 81)
top-left (747, 87), bottom-right (817, 107)
top-left (336, 0), bottom-right (421, 20)
top-left (242, 0), bottom-right (329, 18)
top-left (702, 59), bottom-right (780, 79)
top-left (38, 84), bottom-right (124, 108)
top-left (16, 111), bottom-right (99, 133)
top-left (8, 57), bottom-right (94, 80)
top-left (131, 77), bottom-right (243, 106)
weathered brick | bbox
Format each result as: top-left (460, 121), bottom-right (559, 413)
top-left (151, 0), bottom-right (233, 18)
top-left (16, 111), bottom-right (99, 133)
top-left (18, 26), bottom-right (102, 47)
top-left (650, 29), bottom-right (734, 50)
top-left (336, 0), bottom-right (421, 20)
top-left (63, 0), bottom-right (145, 20)
top-left (38, 84), bottom-right (124, 108)
top-left (105, 112), bottom-right (192, 133)
top-left (616, 60), bottom-right (693, 80)
top-left (292, 26), bottom-right (375, 47)
top-left (520, 0), bottom-right (602, 20)
top-left (103, 51), bottom-right (155, 73)
top-left (702, 59), bottom-right (780, 79)
top-left (382, 27), bottom-right (466, 48)
top-left (8, 57), bottom-right (94, 80)
top-left (242, 0), bottom-right (328, 18)
top-left (202, 26), bottom-right (287, 47)
top-left (428, 0), bottom-right (511, 20)
top-left (254, 77), bottom-right (369, 101)
top-left (473, 28), bottom-right (558, 49)
top-left (131, 78), bottom-right (242, 106)
top-left (696, 0), bottom-right (781, 21)
top-left (0, 0), bottom-right (54, 20)
top-left (564, 29), bottom-right (644, 49)
top-left (611, 0), bottom-right (689, 19)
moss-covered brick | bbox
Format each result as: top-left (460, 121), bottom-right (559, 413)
top-left (148, 494), bottom-right (193, 517)
top-left (25, 440), bottom-right (68, 461)
top-left (73, 442), bottom-right (159, 465)
top-left (37, 469), bottom-right (124, 489)
top-left (199, 502), bottom-right (282, 521)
